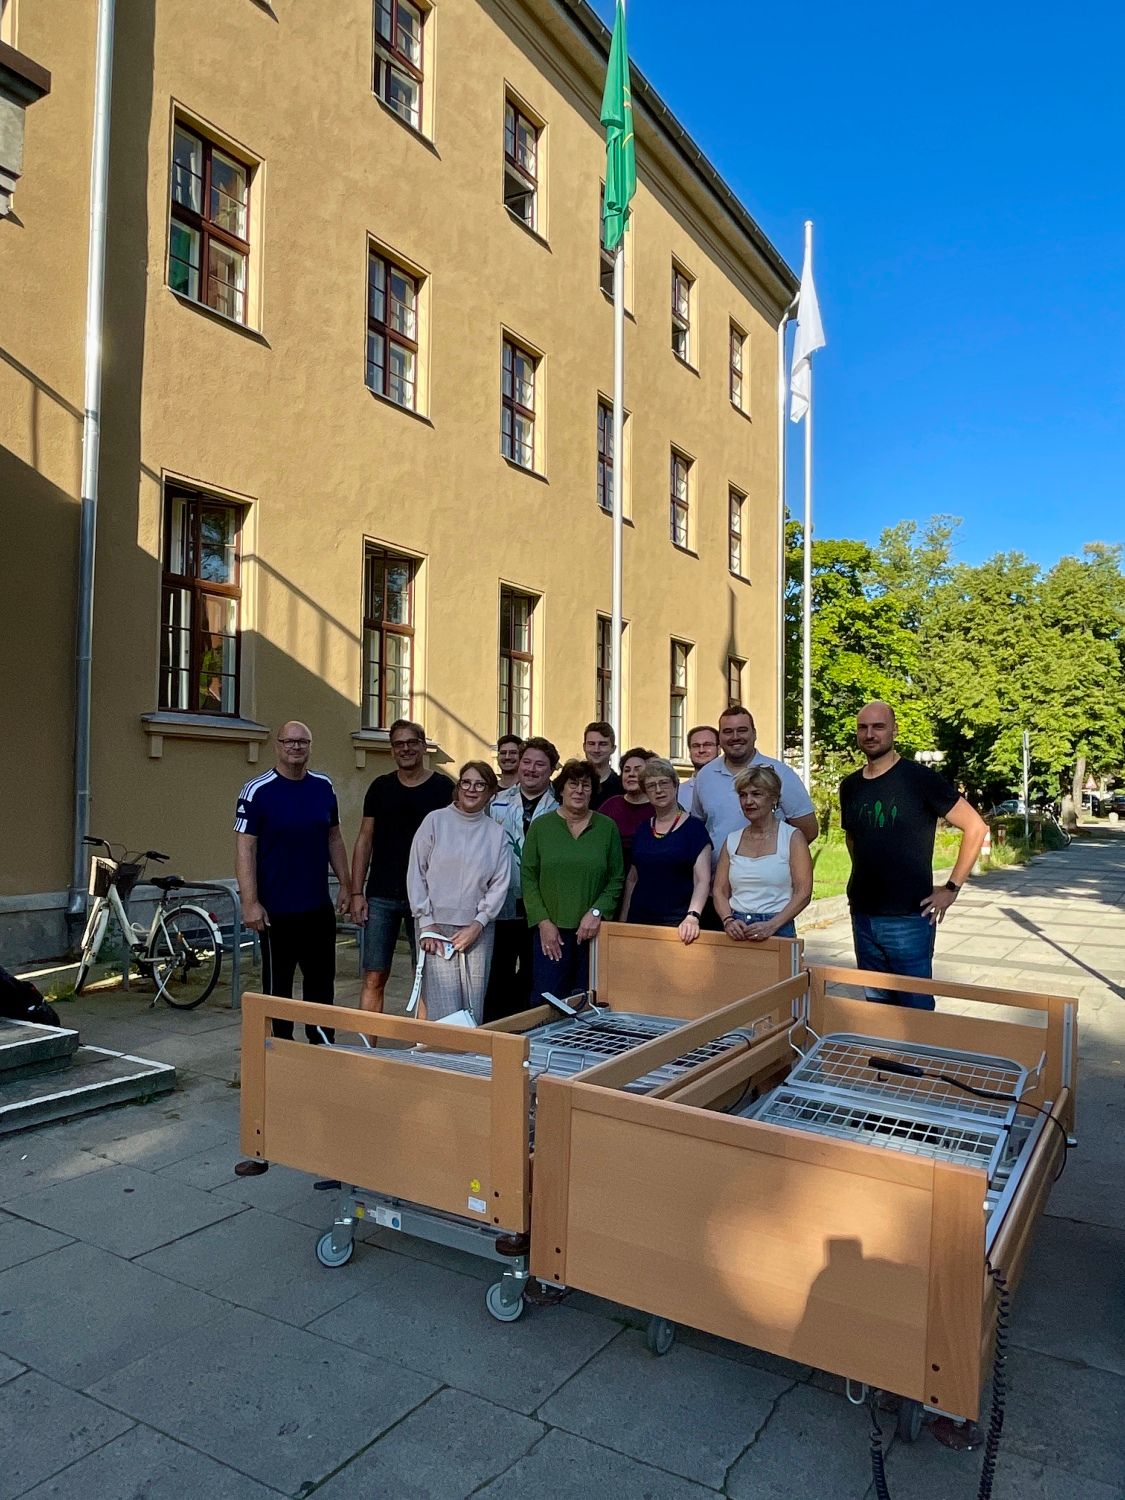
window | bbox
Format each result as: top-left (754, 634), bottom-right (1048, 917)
top-left (670, 449), bottom-right (691, 548)
top-left (160, 488), bottom-right (243, 716)
top-left (670, 640), bottom-right (690, 759)
top-left (362, 545), bottom-right (416, 728)
top-left (501, 338), bottom-right (537, 469)
top-left (374, 0), bottom-right (425, 130)
top-left (367, 249), bottom-right (418, 409)
top-left (727, 656), bottom-right (745, 707)
top-left (599, 183), bottom-right (615, 294)
top-left (504, 96), bottom-right (539, 230)
top-left (597, 399), bottom-right (614, 512)
top-left (596, 616), bottom-right (612, 722)
top-left (169, 125), bottom-right (251, 323)
top-left (671, 263), bottom-right (693, 362)
top-left (499, 587), bottom-right (535, 738)
top-left (730, 322), bottom-right (746, 410)
top-left (729, 487), bottom-right (745, 576)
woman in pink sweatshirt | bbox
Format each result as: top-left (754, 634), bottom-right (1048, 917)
top-left (406, 761), bottom-right (511, 1020)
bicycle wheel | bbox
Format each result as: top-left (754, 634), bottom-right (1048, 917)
top-left (74, 903), bottom-right (109, 994)
top-left (147, 904), bottom-right (222, 1009)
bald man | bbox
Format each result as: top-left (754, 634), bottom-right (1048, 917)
top-left (234, 721), bottom-right (352, 1044)
top-left (840, 702), bottom-right (986, 1009)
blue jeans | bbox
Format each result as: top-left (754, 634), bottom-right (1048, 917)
top-left (530, 929), bottom-right (590, 1007)
top-left (734, 911), bottom-right (797, 939)
top-left (850, 912), bottom-right (936, 1010)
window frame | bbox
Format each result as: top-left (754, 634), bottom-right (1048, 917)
top-left (498, 585), bottom-right (536, 739)
top-left (669, 639), bottom-right (690, 760)
top-left (670, 448), bottom-right (691, 549)
top-left (159, 486), bottom-right (244, 718)
top-left (366, 247), bottom-right (420, 411)
top-left (362, 543), bottom-right (417, 730)
top-left (671, 262), bottom-right (693, 364)
top-left (168, 123), bottom-right (252, 325)
top-left (729, 321), bottom-right (746, 411)
top-left (597, 398), bottom-right (614, 513)
top-left (596, 614), bottom-right (612, 723)
top-left (727, 655), bottom-right (745, 708)
top-left (503, 94), bottom-right (539, 232)
top-left (501, 336), bottom-right (538, 470)
top-left (728, 486), bottom-right (746, 577)
top-left (373, 0), bottom-right (426, 133)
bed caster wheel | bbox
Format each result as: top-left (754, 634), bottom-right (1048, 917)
top-left (896, 1398), bottom-right (924, 1443)
top-left (486, 1281), bottom-right (524, 1322)
top-left (645, 1316), bottom-right (676, 1356)
top-left (315, 1231), bottom-right (354, 1268)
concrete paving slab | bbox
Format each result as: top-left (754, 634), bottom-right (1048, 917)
top-left (208, 1161), bottom-right (324, 1215)
top-left (88, 1304), bottom-right (438, 1494)
top-left (726, 1380), bottom-right (878, 1500)
top-left (0, 1370), bottom-right (134, 1500)
top-left (883, 1432), bottom-right (1125, 1499)
top-left (17, 1424), bottom-right (281, 1500)
top-left (314, 1387), bottom-right (543, 1499)
top-left (74, 1110), bottom-right (239, 1173)
top-left (538, 1328), bottom-right (794, 1487)
top-left (0, 1209), bottom-right (71, 1270)
top-left (154, 1143), bottom-right (245, 1191)
top-left (0, 1241), bottom-right (224, 1386)
top-left (137, 1206), bottom-right (398, 1325)
top-left (998, 1347), bottom-right (1125, 1487)
top-left (671, 1324), bottom-right (813, 1383)
top-left (0, 1128), bottom-right (113, 1204)
top-left (359, 1221), bottom-right (500, 1282)
top-left (4, 1162), bottom-right (241, 1258)
top-left (0, 1352), bottom-right (24, 1384)
top-left (475, 1429), bottom-right (720, 1499)
top-left (308, 1256), bottom-right (619, 1415)
top-left (1011, 1216), bottom-right (1125, 1376)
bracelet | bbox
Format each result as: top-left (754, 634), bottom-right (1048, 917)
top-left (721, 915), bottom-right (736, 927)
top-left (685, 910), bottom-right (701, 921)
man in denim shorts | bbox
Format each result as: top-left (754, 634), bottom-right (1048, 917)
top-left (348, 719), bottom-right (454, 1013)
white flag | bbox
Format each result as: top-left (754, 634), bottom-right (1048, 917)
top-left (789, 241), bottom-right (825, 424)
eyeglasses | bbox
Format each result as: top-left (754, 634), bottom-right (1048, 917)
top-left (458, 780), bottom-right (490, 793)
top-left (391, 737), bottom-right (423, 750)
top-left (277, 738), bottom-right (311, 748)
top-left (645, 779), bottom-right (675, 792)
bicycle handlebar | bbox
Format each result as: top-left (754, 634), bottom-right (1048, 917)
top-left (82, 837), bottom-right (169, 864)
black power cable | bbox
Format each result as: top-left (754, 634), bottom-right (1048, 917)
top-left (977, 1259), bottom-right (1011, 1500)
top-left (868, 1392), bottom-right (893, 1500)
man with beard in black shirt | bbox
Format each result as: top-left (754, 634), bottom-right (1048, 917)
top-left (840, 702), bottom-right (986, 1009)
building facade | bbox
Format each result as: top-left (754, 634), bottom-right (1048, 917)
top-left (0, 0), bottom-right (797, 961)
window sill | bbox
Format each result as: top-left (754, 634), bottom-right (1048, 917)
top-left (506, 209), bottom-right (550, 251)
top-left (350, 728), bottom-right (452, 770)
top-left (141, 712), bottom-right (270, 762)
top-left (730, 402), bottom-right (752, 422)
top-left (729, 570), bottom-right (751, 584)
top-left (671, 542), bottom-right (699, 559)
top-left (366, 386), bottom-right (433, 426)
top-left (672, 352), bottom-right (700, 377)
top-left (169, 289), bottom-right (270, 345)
top-left (373, 95), bottom-right (440, 158)
top-left (599, 288), bottom-right (635, 320)
top-left (501, 455), bottom-right (548, 483)
top-left (597, 507), bottom-right (634, 527)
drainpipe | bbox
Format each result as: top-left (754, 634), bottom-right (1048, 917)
top-left (66, 0), bottom-right (116, 943)
top-left (775, 294), bottom-right (798, 756)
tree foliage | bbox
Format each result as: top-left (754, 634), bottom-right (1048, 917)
top-left (787, 519), bottom-right (1125, 799)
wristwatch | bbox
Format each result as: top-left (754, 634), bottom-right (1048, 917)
top-left (687, 910), bottom-right (702, 920)
top-left (944, 880), bottom-right (961, 893)
top-left (591, 908), bottom-right (602, 919)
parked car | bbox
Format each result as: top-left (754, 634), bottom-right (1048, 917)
top-left (1082, 791), bottom-right (1110, 816)
top-left (1111, 792), bottom-right (1125, 817)
top-left (986, 798), bottom-right (1026, 817)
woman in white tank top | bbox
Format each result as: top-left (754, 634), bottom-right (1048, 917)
top-left (712, 764), bottom-right (813, 941)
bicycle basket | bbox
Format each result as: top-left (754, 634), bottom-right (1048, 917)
top-left (114, 863), bottom-right (143, 900)
top-left (89, 857), bottom-right (117, 899)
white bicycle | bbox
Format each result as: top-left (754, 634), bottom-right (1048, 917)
top-left (74, 836), bottom-right (223, 1008)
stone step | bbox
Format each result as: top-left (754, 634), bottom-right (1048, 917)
top-left (0, 1017), bottom-right (80, 1082)
top-left (0, 1046), bottom-right (176, 1135)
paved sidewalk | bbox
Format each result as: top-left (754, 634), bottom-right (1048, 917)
top-left (1, 836), bottom-right (1122, 1498)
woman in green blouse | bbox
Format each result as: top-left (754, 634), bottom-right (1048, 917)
top-left (521, 758), bottom-right (624, 1003)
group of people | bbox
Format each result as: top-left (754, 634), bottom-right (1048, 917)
top-left (233, 699), bottom-right (987, 1040)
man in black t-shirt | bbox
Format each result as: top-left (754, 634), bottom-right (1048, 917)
top-left (840, 702), bottom-right (986, 1009)
top-left (348, 718), bottom-right (454, 1013)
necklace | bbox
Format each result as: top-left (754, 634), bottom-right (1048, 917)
top-left (652, 811), bottom-right (683, 840)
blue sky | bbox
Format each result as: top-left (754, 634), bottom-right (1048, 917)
top-left (589, 0), bottom-right (1125, 568)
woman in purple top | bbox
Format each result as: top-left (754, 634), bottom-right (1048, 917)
top-left (598, 747), bottom-right (656, 873)
top-left (621, 757), bottom-right (712, 944)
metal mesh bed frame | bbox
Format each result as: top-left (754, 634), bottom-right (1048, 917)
top-left (740, 1032), bottom-right (1036, 1183)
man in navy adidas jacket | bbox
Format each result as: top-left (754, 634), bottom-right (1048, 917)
top-left (234, 721), bottom-right (352, 1044)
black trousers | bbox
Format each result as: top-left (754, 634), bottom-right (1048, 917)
top-left (482, 917), bottom-right (535, 1023)
top-left (260, 906), bottom-right (336, 1042)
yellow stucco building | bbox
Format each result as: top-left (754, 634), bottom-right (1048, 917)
top-left (0, 0), bottom-right (797, 960)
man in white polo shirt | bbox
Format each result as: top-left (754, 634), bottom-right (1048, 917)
top-left (692, 705), bottom-right (819, 864)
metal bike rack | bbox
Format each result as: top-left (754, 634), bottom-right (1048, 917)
top-left (117, 878), bottom-right (249, 1007)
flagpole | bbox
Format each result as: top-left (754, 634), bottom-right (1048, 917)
top-left (801, 219), bottom-right (814, 790)
top-left (611, 238), bottom-right (625, 743)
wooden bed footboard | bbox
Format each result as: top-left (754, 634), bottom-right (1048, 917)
top-left (240, 994), bottom-right (531, 1232)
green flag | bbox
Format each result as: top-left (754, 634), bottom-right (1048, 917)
top-left (600, 0), bottom-right (635, 254)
